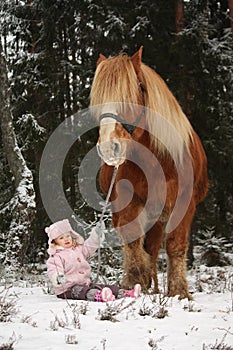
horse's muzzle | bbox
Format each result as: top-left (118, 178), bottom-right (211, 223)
top-left (97, 140), bottom-right (126, 166)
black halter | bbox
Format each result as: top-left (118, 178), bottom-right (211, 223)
top-left (99, 83), bottom-right (146, 136)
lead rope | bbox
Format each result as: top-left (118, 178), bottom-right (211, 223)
top-left (94, 165), bottom-right (119, 283)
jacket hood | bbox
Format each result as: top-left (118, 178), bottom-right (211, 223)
top-left (45, 219), bottom-right (84, 255)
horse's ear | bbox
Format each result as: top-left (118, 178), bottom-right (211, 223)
top-left (97, 53), bottom-right (107, 66)
top-left (131, 46), bottom-right (143, 73)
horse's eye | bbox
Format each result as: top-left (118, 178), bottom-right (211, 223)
top-left (139, 82), bottom-right (146, 92)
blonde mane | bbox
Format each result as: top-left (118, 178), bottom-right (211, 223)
top-left (90, 54), bottom-right (139, 109)
top-left (90, 54), bottom-right (193, 163)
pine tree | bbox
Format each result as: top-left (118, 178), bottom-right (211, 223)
top-left (172, 1), bottom-right (233, 242)
top-left (0, 38), bottom-right (36, 266)
top-left (198, 226), bottom-right (231, 266)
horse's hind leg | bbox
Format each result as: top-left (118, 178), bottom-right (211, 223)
top-left (165, 202), bottom-right (195, 300)
top-left (144, 222), bottom-right (164, 294)
top-left (121, 236), bottom-right (152, 292)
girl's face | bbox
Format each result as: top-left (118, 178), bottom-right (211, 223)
top-left (54, 232), bottom-right (73, 248)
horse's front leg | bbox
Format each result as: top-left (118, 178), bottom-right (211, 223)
top-left (121, 237), bottom-right (152, 292)
top-left (112, 196), bottom-right (152, 292)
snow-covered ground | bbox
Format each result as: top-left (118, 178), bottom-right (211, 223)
top-left (0, 265), bottom-right (232, 350)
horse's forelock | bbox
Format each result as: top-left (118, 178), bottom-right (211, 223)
top-left (90, 54), bottom-right (140, 114)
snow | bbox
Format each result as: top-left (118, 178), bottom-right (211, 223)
top-left (0, 266), bottom-right (233, 350)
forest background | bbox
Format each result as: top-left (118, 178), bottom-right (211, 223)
top-left (0, 0), bottom-right (232, 269)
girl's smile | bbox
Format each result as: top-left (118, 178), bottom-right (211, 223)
top-left (54, 233), bottom-right (73, 248)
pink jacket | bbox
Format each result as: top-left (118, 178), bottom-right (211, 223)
top-left (46, 235), bottom-right (99, 295)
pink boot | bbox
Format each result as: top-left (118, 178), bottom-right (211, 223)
top-left (101, 287), bottom-right (116, 302)
top-left (123, 284), bottom-right (141, 298)
top-left (94, 288), bottom-right (116, 302)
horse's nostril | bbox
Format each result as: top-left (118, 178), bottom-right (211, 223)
top-left (96, 140), bottom-right (126, 166)
top-left (114, 141), bottom-right (121, 156)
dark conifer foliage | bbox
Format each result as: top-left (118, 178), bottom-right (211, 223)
top-left (171, 1), bottom-right (233, 242)
top-left (0, 0), bottom-right (232, 265)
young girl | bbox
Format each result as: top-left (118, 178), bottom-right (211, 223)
top-left (46, 219), bottom-right (141, 302)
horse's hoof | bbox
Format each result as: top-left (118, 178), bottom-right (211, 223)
top-left (167, 290), bottom-right (194, 301)
top-left (179, 292), bottom-right (194, 301)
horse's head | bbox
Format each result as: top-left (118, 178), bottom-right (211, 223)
top-left (90, 47), bottom-right (146, 166)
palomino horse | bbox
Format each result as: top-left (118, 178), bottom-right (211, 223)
top-left (90, 46), bottom-right (208, 299)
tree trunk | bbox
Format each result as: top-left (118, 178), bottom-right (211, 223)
top-left (175, 0), bottom-right (194, 265)
top-left (227, 0), bottom-right (233, 37)
top-left (0, 39), bottom-right (36, 267)
top-left (175, 0), bottom-right (184, 33)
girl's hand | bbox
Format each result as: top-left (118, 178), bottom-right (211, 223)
top-left (57, 273), bottom-right (67, 285)
top-left (90, 222), bottom-right (105, 245)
